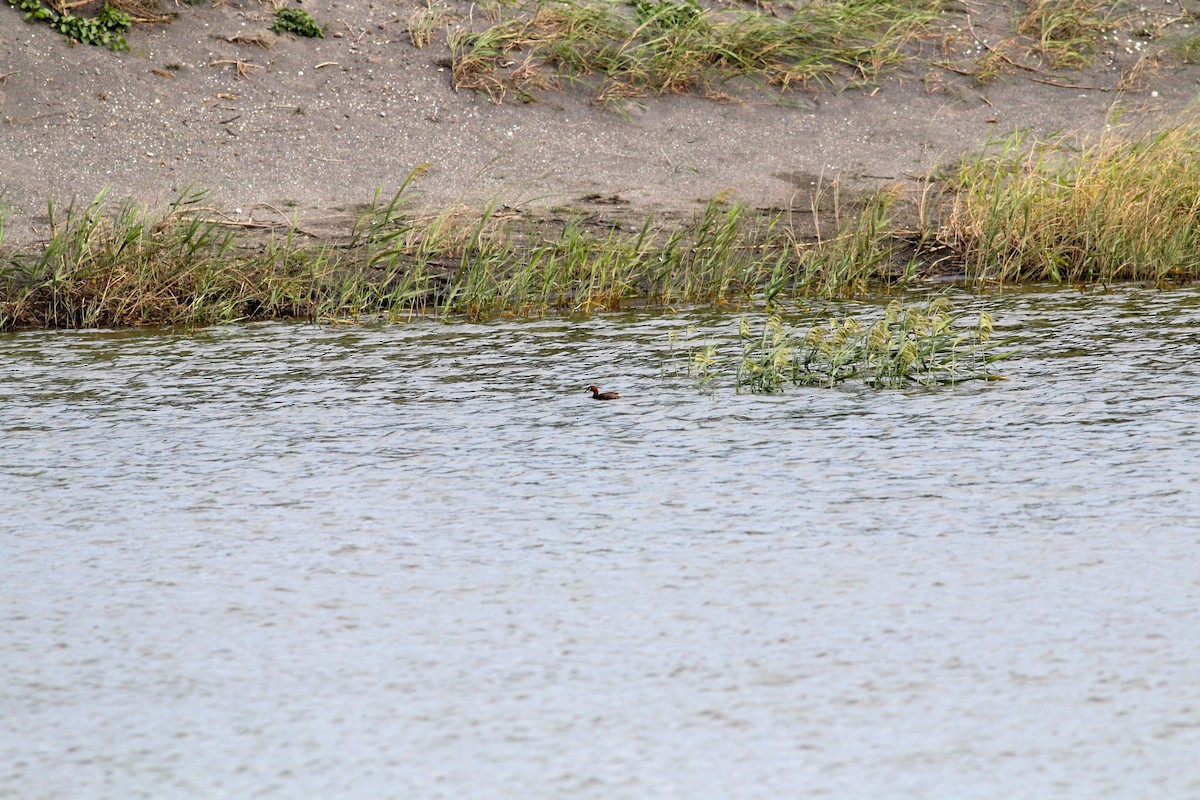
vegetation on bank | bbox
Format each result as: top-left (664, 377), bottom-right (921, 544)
top-left (1, 122), bottom-right (1197, 331)
top-left (9, 0), bottom-right (1196, 99)
top-left (942, 122), bottom-right (1200, 284)
top-left (442, 0), bottom-right (1199, 102)
top-left (0, 185), bottom-right (883, 330)
top-left (449, 0), bottom-right (944, 102)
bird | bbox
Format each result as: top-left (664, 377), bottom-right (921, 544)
top-left (587, 385), bottom-right (621, 400)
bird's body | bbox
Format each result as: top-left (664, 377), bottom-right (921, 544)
top-left (587, 385), bottom-right (620, 400)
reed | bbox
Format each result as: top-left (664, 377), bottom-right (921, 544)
top-left (0, 189), bottom-right (393, 330)
top-left (796, 185), bottom-right (913, 298)
top-left (347, 193), bottom-right (820, 318)
top-left (8, 119), bottom-right (1200, 333)
top-left (729, 297), bottom-right (1007, 393)
top-left (0, 189), bottom-right (851, 329)
top-left (940, 122), bottom-right (1200, 285)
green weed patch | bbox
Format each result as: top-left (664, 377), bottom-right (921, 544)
top-left (7, 0), bottom-right (132, 49)
top-left (272, 7), bottom-right (323, 38)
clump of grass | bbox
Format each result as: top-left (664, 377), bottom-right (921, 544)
top-left (1016, 0), bottom-right (1109, 68)
top-left (677, 328), bottom-right (722, 392)
top-left (408, 0), bottom-right (450, 48)
top-left (933, 0), bottom-right (1130, 84)
top-left (940, 122), bottom-right (1200, 285)
top-left (450, 0), bottom-right (944, 103)
top-left (729, 298), bottom-right (1007, 392)
top-left (1170, 34), bottom-right (1200, 64)
top-left (272, 7), bottom-right (323, 37)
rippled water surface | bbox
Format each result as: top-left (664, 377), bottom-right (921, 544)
top-left (3, 287), bottom-right (1199, 799)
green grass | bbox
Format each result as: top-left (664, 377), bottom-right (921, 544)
top-left (681, 297), bottom-right (1009, 392)
top-left (1170, 34), bottom-right (1200, 64)
top-left (940, 121), bottom-right (1200, 285)
top-left (1, 189), bottom-right (333, 329)
top-left (1015, 0), bottom-right (1111, 69)
top-left (4, 120), bottom-right (1200, 331)
top-left (449, 0), bottom-right (945, 103)
top-left (447, 0), bottom-right (1194, 101)
top-left (0, 181), bottom-right (908, 330)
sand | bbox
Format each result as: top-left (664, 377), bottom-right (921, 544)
top-left (1, 0), bottom-right (1197, 243)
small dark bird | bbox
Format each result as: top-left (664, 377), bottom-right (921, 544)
top-left (587, 385), bottom-right (621, 400)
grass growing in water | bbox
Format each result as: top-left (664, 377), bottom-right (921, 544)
top-left (0, 183), bottom-right (914, 330)
top-left (0, 189), bottom-right (348, 329)
top-left (687, 297), bottom-right (1007, 393)
top-left (941, 121), bottom-right (1200, 285)
top-left (7, 118), bottom-right (1200, 333)
top-left (450, 0), bottom-right (944, 102)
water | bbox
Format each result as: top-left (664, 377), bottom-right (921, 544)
top-left (3, 287), bottom-right (1199, 798)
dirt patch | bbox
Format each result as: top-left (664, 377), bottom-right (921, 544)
top-left (1, 0), bottom-right (1198, 245)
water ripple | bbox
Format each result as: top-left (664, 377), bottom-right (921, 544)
top-left (2, 286), bottom-right (1199, 799)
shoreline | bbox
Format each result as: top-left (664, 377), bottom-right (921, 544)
top-left (3, 116), bottom-right (1198, 331)
top-left (2, 1), bottom-right (1199, 329)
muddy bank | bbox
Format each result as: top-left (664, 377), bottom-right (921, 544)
top-left (1, 0), bottom-right (1198, 245)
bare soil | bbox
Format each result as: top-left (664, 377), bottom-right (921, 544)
top-left (1, 0), bottom-right (1198, 245)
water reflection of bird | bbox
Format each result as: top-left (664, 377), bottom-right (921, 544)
top-left (587, 385), bottom-right (621, 400)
